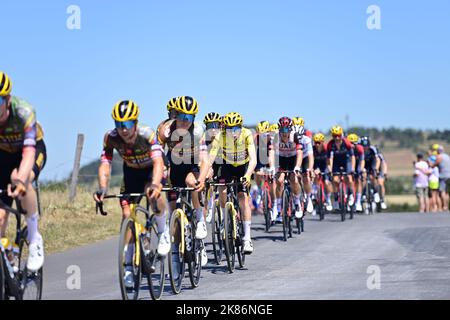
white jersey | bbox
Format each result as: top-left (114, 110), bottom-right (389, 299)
top-left (290, 131), bottom-right (313, 159)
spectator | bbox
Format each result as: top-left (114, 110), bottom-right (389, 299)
top-left (431, 145), bottom-right (450, 211)
top-left (428, 155), bottom-right (442, 212)
top-left (414, 153), bottom-right (430, 213)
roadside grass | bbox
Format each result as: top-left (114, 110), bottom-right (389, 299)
top-left (385, 194), bottom-right (419, 212)
top-left (7, 187), bottom-right (122, 254)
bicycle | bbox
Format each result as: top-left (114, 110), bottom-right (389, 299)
top-left (208, 180), bottom-right (247, 274)
top-left (207, 185), bottom-right (224, 266)
top-left (333, 169), bottom-right (355, 221)
top-left (362, 171), bottom-right (378, 215)
top-left (278, 170), bottom-right (298, 241)
top-left (165, 187), bottom-right (204, 294)
top-left (0, 187), bottom-right (43, 300)
top-left (313, 172), bottom-right (327, 221)
top-left (96, 193), bottom-right (166, 300)
top-left (258, 170), bottom-right (274, 233)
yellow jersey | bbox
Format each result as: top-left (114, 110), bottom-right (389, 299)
top-left (209, 128), bottom-right (256, 167)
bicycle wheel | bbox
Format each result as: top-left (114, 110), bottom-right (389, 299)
top-left (287, 198), bottom-right (293, 239)
top-left (188, 221), bottom-right (202, 288)
top-left (168, 209), bottom-right (186, 294)
top-left (318, 184), bottom-right (325, 221)
top-left (262, 188), bottom-right (271, 232)
top-left (118, 218), bottom-right (141, 300)
top-left (0, 252), bottom-right (5, 300)
top-left (236, 212), bottom-right (246, 268)
top-left (339, 183), bottom-right (346, 222)
top-left (18, 227), bottom-right (43, 300)
top-left (144, 217), bottom-right (165, 301)
top-left (281, 190), bottom-right (289, 241)
top-left (223, 203), bottom-right (236, 273)
top-left (211, 203), bottom-right (224, 265)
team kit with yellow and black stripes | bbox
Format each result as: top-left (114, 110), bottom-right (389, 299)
top-left (0, 71), bottom-right (392, 298)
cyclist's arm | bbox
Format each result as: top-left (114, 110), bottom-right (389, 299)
top-left (308, 153), bottom-right (314, 171)
top-left (198, 136), bottom-right (221, 183)
top-left (17, 147), bottom-right (36, 183)
top-left (98, 161), bottom-right (111, 192)
top-left (351, 155), bottom-right (356, 172)
top-left (295, 148), bottom-right (303, 168)
top-left (246, 139), bottom-right (257, 177)
top-left (99, 133), bottom-right (114, 192)
top-left (151, 155), bottom-right (164, 186)
top-left (376, 156), bottom-right (381, 172)
top-left (268, 149), bottom-right (275, 169)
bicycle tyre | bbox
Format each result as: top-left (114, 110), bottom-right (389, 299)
top-left (318, 184), bottom-right (325, 221)
top-left (118, 218), bottom-right (141, 300)
top-left (0, 250), bottom-right (5, 300)
top-left (223, 203), bottom-right (236, 273)
top-left (145, 217), bottom-right (165, 301)
top-left (188, 217), bottom-right (202, 288)
top-left (18, 227), bottom-right (43, 300)
top-left (263, 188), bottom-right (271, 233)
top-left (211, 203), bottom-right (224, 265)
top-left (340, 183), bottom-right (346, 222)
top-left (236, 213), bottom-right (246, 268)
top-left (281, 190), bottom-right (289, 241)
top-left (168, 209), bottom-right (186, 294)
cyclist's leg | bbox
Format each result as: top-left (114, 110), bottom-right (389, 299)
top-left (276, 172), bottom-right (285, 214)
top-left (0, 150), bottom-right (21, 237)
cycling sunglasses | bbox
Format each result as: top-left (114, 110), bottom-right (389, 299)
top-left (225, 126), bottom-right (242, 133)
top-left (177, 113), bottom-right (195, 122)
top-left (279, 127), bottom-right (291, 134)
top-left (115, 120), bottom-right (137, 129)
top-left (332, 134), bottom-right (343, 138)
top-left (206, 122), bottom-right (221, 130)
top-left (0, 96), bottom-right (6, 105)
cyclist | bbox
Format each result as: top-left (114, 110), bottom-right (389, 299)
top-left (157, 97), bottom-right (208, 255)
top-left (292, 117), bottom-right (313, 138)
top-left (376, 147), bottom-right (388, 210)
top-left (93, 100), bottom-right (168, 287)
top-left (201, 112), bottom-right (222, 223)
top-left (292, 123), bottom-right (315, 214)
top-left (275, 117), bottom-right (304, 220)
top-left (197, 112), bottom-right (257, 254)
top-left (348, 133), bottom-right (365, 212)
top-left (0, 71), bottom-right (46, 272)
top-left (312, 133), bottom-right (333, 211)
top-left (253, 121), bottom-right (276, 219)
top-left (158, 97), bottom-right (179, 129)
top-left (360, 136), bottom-right (382, 205)
top-left (327, 126), bottom-right (356, 211)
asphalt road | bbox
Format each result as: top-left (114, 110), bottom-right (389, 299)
top-left (42, 212), bottom-right (450, 300)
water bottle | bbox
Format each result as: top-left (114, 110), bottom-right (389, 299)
top-left (1, 238), bottom-right (17, 278)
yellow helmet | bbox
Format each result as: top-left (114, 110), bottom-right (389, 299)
top-left (313, 133), bottom-right (325, 143)
top-left (204, 112), bottom-right (222, 124)
top-left (347, 133), bottom-right (359, 144)
top-left (175, 96), bottom-right (199, 115)
top-left (0, 72), bottom-right (12, 96)
top-left (270, 123), bottom-right (279, 132)
top-left (167, 97), bottom-right (179, 111)
top-left (256, 121), bottom-right (270, 133)
top-left (112, 100), bottom-right (140, 122)
top-left (292, 117), bottom-right (305, 126)
top-left (222, 112), bottom-right (243, 127)
top-left (330, 125), bottom-right (344, 136)
top-left (432, 144), bottom-right (440, 151)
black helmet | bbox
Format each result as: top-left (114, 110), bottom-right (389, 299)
top-left (360, 136), bottom-right (371, 147)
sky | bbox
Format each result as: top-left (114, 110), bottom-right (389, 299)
top-left (2, 0), bottom-right (450, 181)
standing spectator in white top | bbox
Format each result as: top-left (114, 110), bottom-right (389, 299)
top-left (414, 153), bottom-right (430, 213)
top-left (427, 154), bottom-right (442, 212)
